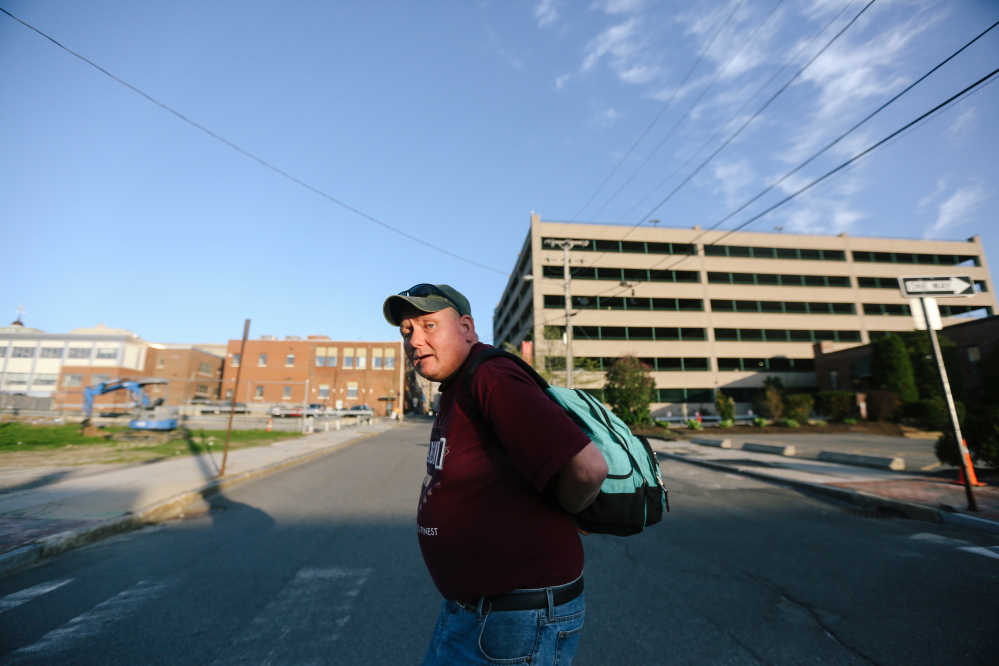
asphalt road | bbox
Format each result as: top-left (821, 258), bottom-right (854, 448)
top-left (1, 421), bottom-right (997, 665)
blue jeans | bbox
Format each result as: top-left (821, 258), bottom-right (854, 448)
top-left (422, 590), bottom-right (585, 665)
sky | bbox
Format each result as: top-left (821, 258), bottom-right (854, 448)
top-left (2, 0), bottom-right (997, 346)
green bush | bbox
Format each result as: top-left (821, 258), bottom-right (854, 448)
top-left (752, 417), bottom-right (767, 427)
top-left (778, 418), bottom-right (800, 428)
top-left (871, 335), bottom-right (918, 403)
top-left (718, 418), bottom-right (734, 429)
top-left (810, 420), bottom-right (827, 427)
top-left (715, 394), bottom-right (736, 422)
top-left (814, 391), bottom-right (855, 421)
top-left (604, 356), bottom-right (656, 426)
top-left (866, 390), bottom-right (901, 422)
top-left (935, 405), bottom-right (999, 469)
top-left (843, 417), bottom-right (858, 425)
top-left (782, 394), bottom-right (813, 423)
top-left (902, 398), bottom-right (965, 431)
top-left (685, 419), bottom-right (703, 430)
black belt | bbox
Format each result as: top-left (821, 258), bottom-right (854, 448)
top-left (458, 576), bottom-right (584, 613)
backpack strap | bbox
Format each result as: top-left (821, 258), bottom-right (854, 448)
top-left (462, 348), bottom-right (549, 423)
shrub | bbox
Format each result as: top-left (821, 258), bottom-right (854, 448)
top-left (718, 419), bottom-right (734, 429)
top-left (901, 398), bottom-right (966, 432)
top-left (810, 420), bottom-right (827, 427)
top-left (778, 418), bottom-right (800, 428)
top-left (783, 394), bottom-right (814, 424)
top-left (870, 335), bottom-right (918, 403)
top-left (685, 419), bottom-right (703, 430)
top-left (843, 417), bottom-right (858, 425)
top-left (935, 405), bottom-right (999, 469)
top-left (758, 384), bottom-right (784, 420)
top-left (814, 391), bottom-right (855, 421)
top-left (715, 394), bottom-right (736, 422)
top-left (752, 417), bottom-right (767, 427)
top-left (604, 356), bottom-right (656, 426)
top-left (866, 390), bottom-right (901, 422)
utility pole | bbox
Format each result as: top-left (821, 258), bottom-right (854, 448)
top-left (543, 238), bottom-right (589, 389)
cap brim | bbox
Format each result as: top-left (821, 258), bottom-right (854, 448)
top-left (383, 294), bottom-right (454, 326)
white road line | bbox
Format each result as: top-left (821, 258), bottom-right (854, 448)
top-left (909, 533), bottom-right (970, 548)
top-left (215, 567), bottom-right (372, 665)
top-left (959, 546), bottom-right (999, 561)
top-left (0, 579), bottom-right (73, 614)
top-left (9, 580), bottom-right (165, 660)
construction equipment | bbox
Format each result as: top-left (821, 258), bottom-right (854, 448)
top-left (81, 378), bottom-right (180, 443)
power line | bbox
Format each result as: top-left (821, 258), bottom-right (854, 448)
top-left (569, 0), bottom-right (747, 221)
top-left (635, 0), bottom-right (877, 225)
top-left (0, 6), bottom-right (509, 277)
top-left (588, 0), bottom-right (786, 221)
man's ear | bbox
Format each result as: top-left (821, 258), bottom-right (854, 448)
top-left (459, 314), bottom-right (476, 339)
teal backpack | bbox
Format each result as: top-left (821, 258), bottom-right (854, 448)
top-left (464, 349), bottom-right (668, 536)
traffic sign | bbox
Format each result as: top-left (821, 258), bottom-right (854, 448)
top-left (897, 275), bottom-right (974, 298)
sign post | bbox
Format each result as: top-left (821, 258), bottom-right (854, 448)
top-left (897, 276), bottom-right (978, 511)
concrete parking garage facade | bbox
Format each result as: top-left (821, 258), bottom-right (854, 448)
top-left (493, 214), bottom-right (997, 416)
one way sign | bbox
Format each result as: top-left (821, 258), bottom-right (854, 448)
top-left (898, 275), bottom-right (974, 298)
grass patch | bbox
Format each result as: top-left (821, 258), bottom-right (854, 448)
top-left (0, 422), bottom-right (304, 463)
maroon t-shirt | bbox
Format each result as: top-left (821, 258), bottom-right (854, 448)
top-left (417, 343), bottom-right (591, 603)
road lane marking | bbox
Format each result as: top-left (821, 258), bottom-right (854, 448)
top-left (215, 566), bottom-right (372, 665)
top-left (909, 533), bottom-right (970, 547)
top-left (959, 546), bottom-right (999, 561)
top-left (0, 579), bottom-right (72, 614)
top-left (9, 580), bottom-right (164, 659)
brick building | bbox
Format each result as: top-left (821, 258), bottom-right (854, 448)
top-left (220, 335), bottom-right (404, 415)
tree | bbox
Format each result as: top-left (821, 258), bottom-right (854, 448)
top-left (901, 331), bottom-right (964, 403)
top-left (870, 335), bottom-right (918, 403)
top-left (603, 356), bottom-right (656, 426)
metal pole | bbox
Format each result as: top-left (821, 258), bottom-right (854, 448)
top-left (562, 243), bottom-right (575, 389)
top-left (220, 319), bottom-right (250, 477)
top-left (920, 297), bottom-right (977, 511)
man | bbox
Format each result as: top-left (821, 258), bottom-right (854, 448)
top-left (383, 283), bottom-right (608, 665)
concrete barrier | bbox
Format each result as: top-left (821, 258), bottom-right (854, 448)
top-left (742, 442), bottom-right (796, 456)
top-left (691, 437), bottom-right (732, 449)
top-left (818, 451), bottom-right (905, 471)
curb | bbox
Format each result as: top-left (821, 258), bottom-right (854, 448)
top-left (0, 428), bottom-right (386, 579)
top-left (655, 450), bottom-right (999, 536)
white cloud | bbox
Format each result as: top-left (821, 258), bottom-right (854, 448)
top-left (596, 0), bottom-right (648, 14)
top-left (712, 159), bottom-right (755, 208)
top-left (945, 107), bottom-right (977, 141)
top-left (534, 0), bottom-right (559, 27)
top-left (588, 106), bottom-right (621, 128)
top-left (924, 185), bottom-right (988, 239)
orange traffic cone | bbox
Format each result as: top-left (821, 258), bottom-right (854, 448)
top-left (951, 440), bottom-right (985, 487)
top-left (266, 417), bottom-right (273, 432)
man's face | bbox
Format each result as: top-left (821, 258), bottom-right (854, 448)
top-left (399, 306), bottom-right (475, 382)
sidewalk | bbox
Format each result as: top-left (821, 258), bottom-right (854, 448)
top-left (0, 421), bottom-right (398, 577)
top-left (650, 438), bottom-right (999, 536)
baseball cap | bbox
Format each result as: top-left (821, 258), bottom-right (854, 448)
top-left (383, 283), bottom-right (472, 326)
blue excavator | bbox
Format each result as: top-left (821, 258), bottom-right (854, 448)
top-left (81, 378), bottom-right (180, 441)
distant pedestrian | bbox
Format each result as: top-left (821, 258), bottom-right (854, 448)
top-left (383, 283), bottom-right (607, 665)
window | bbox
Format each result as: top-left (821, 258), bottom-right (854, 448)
top-left (655, 388), bottom-right (715, 403)
top-left (283, 386), bottom-right (292, 399)
top-left (232, 354), bottom-right (241, 367)
top-left (40, 347), bottom-right (63, 358)
top-left (357, 350), bottom-right (367, 370)
top-left (286, 354), bottom-right (295, 367)
top-left (91, 374), bottom-right (111, 385)
top-left (254, 386), bottom-right (264, 398)
top-left (96, 348), bottom-right (118, 359)
top-left (225, 389), bottom-right (233, 400)
top-left (199, 362), bottom-right (213, 375)
top-left (372, 348), bottom-right (384, 369)
top-left (68, 348), bottom-right (91, 359)
top-left (4, 373), bottom-right (29, 385)
top-left (347, 381), bottom-right (359, 399)
top-left (319, 385), bottom-right (330, 399)
top-left (33, 374), bottom-right (58, 386)
top-left (157, 358), bottom-right (166, 368)
top-left (12, 346), bottom-right (35, 358)
top-left (63, 374), bottom-right (83, 387)
top-left (315, 347), bottom-right (327, 367)
top-left (343, 348), bottom-right (354, 369)
top-left (196, 384), bottom-right (209, 395)
top-left (385, 348), bottom-right (396, 369)
top-left (713, 328), bottom-right (861, 343)
top-left (258, 354), bottom-right (268, 367)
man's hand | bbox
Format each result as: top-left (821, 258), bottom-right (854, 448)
top-left (552, 442), bottom-right (608, 515)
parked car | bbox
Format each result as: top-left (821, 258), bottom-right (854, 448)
top-left (348, 404), bottom-right (372, 412)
